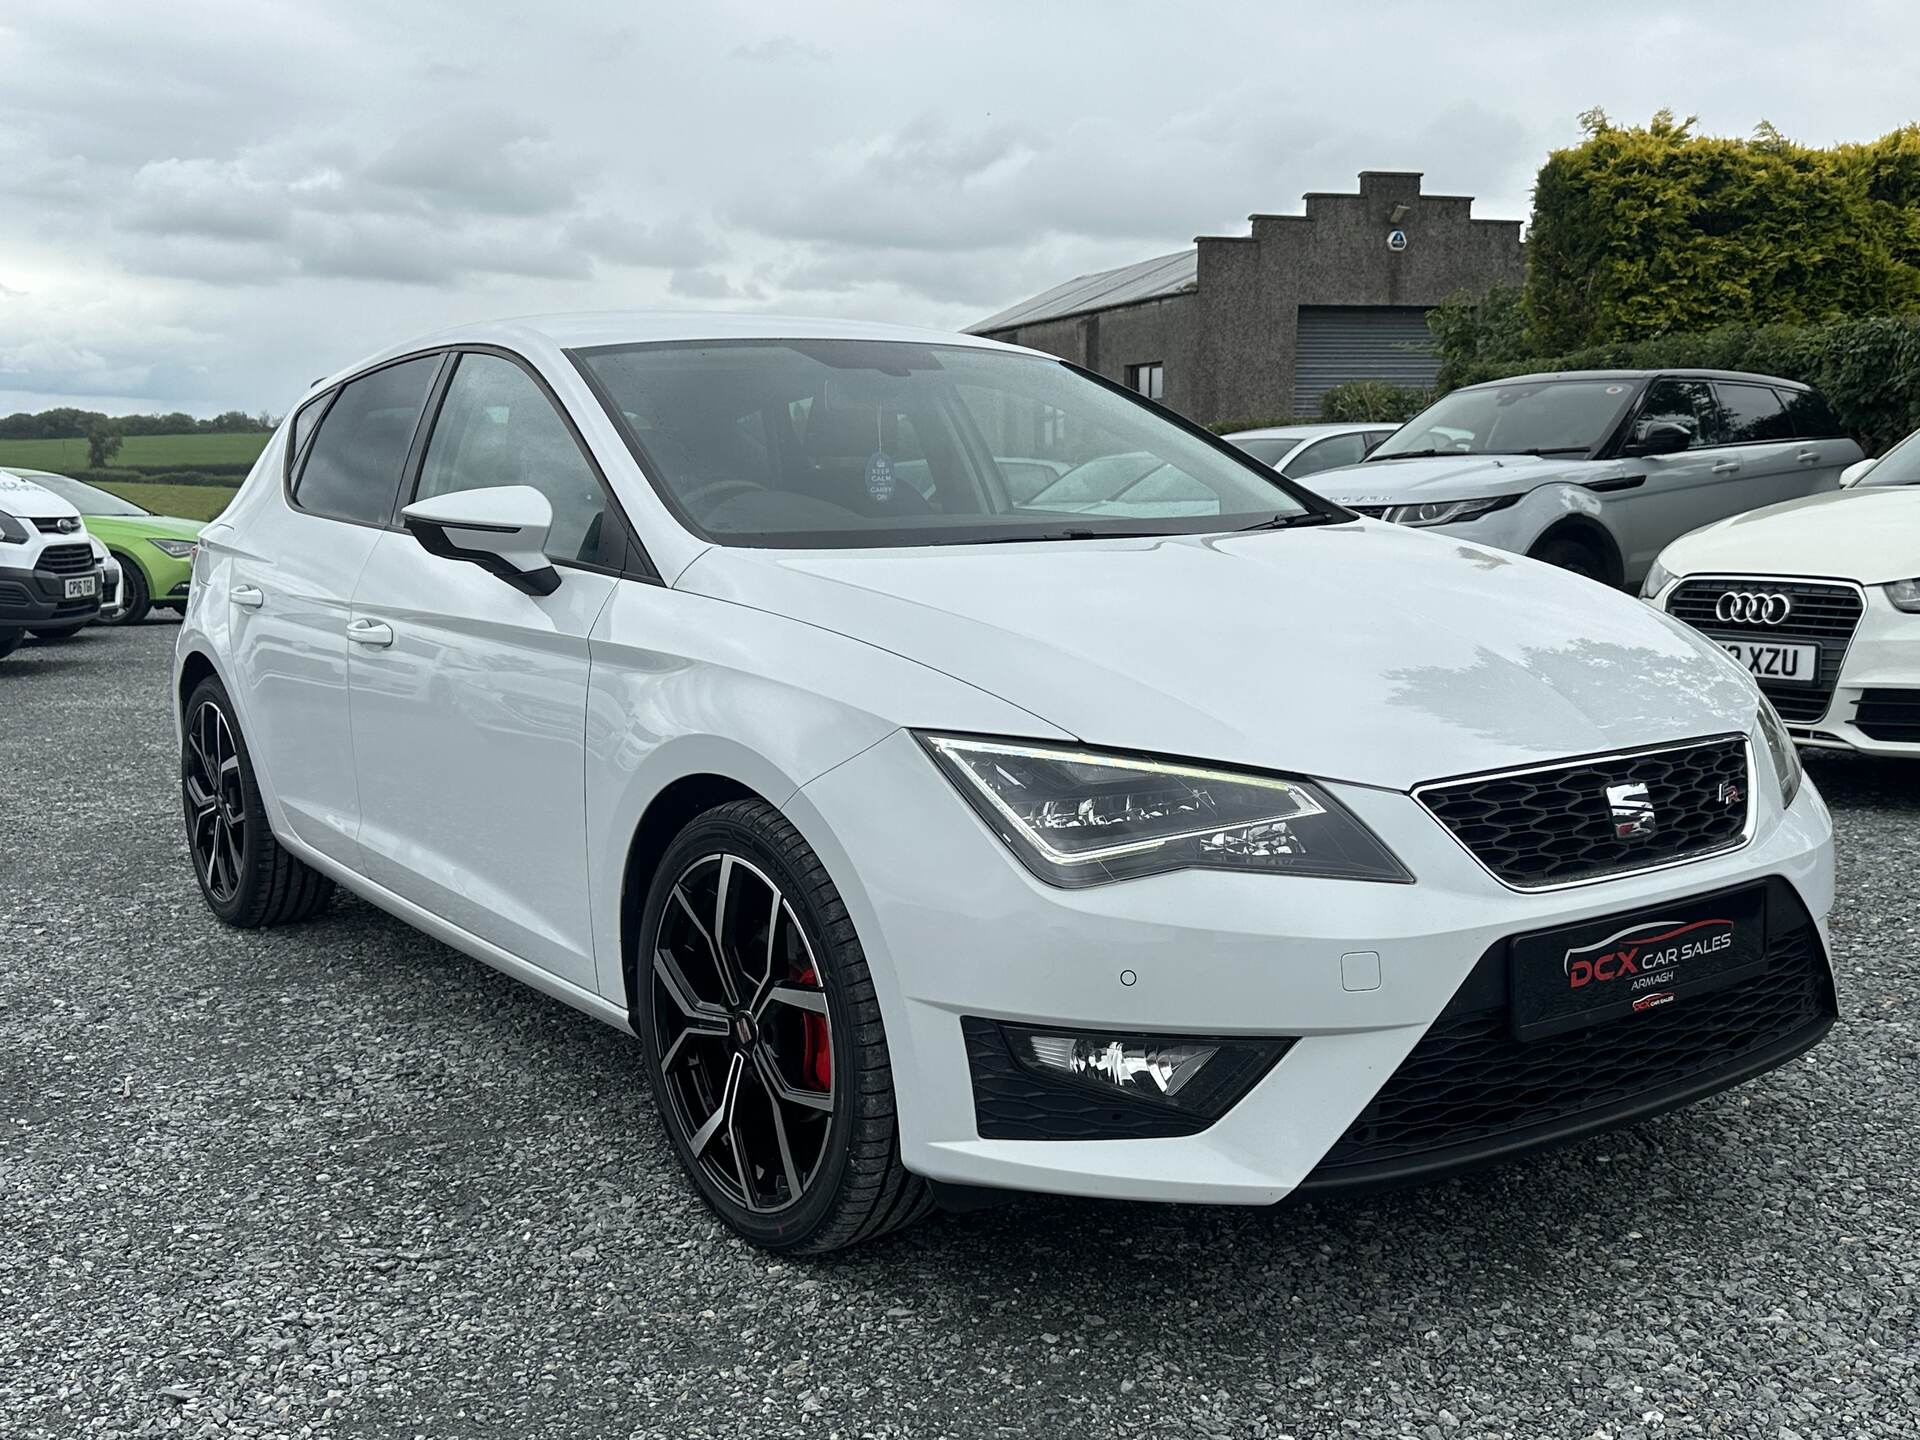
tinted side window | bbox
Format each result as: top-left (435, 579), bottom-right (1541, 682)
top-left (288, 389), bottom-right (333, 475)
top-left (415, 353), bottom-right (620, 567)
top-left (293, 357), bottom-right (439, 525)
top-left (1634, 379), bottom-right (1717, 448)
top-left (1715, 382), bottom-right (1793, 443)
top-left (1779, 387), bottom-right (1841, 439)
top-left (1284, 432), bottom-right (1367, 478)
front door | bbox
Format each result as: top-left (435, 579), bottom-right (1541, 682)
top-left (346, 351), bottom-right (627, 990)
top-left (1612, 377), bottom-right (1746, 583)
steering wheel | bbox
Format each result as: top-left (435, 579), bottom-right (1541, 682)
top-left (678, 479), bottom-right (766, 512)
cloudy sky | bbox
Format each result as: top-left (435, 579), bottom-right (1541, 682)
top-left (1, 0), bottom-right (1914, 417)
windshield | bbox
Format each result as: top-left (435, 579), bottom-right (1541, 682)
top-left (1370, 378), bottom-right (1638, 460)
top-left (1859, 429), bottom-right (1920, 487)
top-left (16, 472), bottom-right (149, 515)
top-left (573, 340), bottom-right (1327, 547)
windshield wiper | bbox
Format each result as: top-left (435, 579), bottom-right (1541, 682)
top-left (1500, 446), bottom-right (1591, 457)
top-left (953, 528), bottom-right (1172, 545)
top-left (1236, 511), bottom-right (1346, 532)
top-left (1365, 448), bottom-right (1457, 461)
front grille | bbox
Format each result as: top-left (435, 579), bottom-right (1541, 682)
top-left (1666, 577), bottom-right (1863, 723)
top-left (35, 543), bottom-right (94, 577)
top-left (1305, 889), bottom-right (1833, 1181)
top-left (0, 581), bottom-right (29, 606)
top-left (1854, 688), bottom-right (1920, 744)
top-left (50, 598), bottom-right (96, 620)
top-left (1418, 736), bottom-right (1749, 889)
top-left (1345, 503), bottom-right (1393, 519)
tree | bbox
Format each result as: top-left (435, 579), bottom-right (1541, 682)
top-left (85, 418), bottom-right (123, 470)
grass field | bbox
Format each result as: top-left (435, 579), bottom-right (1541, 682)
top-left (96, 482), bottom-right (240, 523)
top-left (0, 432), bottom-right (269, 473)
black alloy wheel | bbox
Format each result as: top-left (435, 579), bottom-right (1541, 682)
top-left (180, 676), bottom-right (333, 927)
top-left (637, 800), bottom-right (930, 1252)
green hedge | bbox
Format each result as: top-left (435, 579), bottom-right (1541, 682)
top-left (1528, 111), bottom-right (1920, 351)
top-left (1206, 380), bottom-right (1432, 434)
top-left (73, 467), bottom-right (246, 488)
top-left (1442, 313), bottom-right (1920, 454)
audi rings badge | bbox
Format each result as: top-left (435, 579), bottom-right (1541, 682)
top-left (1713, 590), bottom-right (1792, 625)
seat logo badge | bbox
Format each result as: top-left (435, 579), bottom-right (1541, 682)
top-left (1606, 781), bottom-right (1657, 841)
top-left (1714, 590), bottom-right (1792, 625)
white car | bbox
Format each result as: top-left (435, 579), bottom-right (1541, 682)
top-left (1644, 480), bottom-right (1920, 757)
top-left (0, 472), bottom-right (104, 658)
top-left (1223, 423), bottom-right (1396, 480)
top-left (175, 314), bottom-right (1836, 1252)
top-left (1307, 370), bottom-right (1861, 587)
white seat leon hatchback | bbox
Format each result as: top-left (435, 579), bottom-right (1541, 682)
top-left (176, 314), bottom-right (1837, 1252)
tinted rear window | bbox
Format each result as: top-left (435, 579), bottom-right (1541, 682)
top-left (1714, 382), bottom-right (1794, 443)
top-left (293, 357), bottom-right (439, 525)
top-left (1779, 387), bottom-right (1842, 439)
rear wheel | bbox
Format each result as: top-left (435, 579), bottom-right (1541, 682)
top-left (1532, 535), bottom-right (1607, 582)
top-left (636, 799), bottom-right (930, 1253)
top-left (100, 558), bottom-right (150, 626)
top-left (182, 677), bottom-right (334, 927)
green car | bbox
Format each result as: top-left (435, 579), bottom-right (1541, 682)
top-left (6, 470), bottom-right (201, 625)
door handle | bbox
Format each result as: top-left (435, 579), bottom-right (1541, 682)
top-left (231, 585), bottom-right (264, 609)
top-left (1710, 459), bottom-right (1741, 474)
top-left (1796, 449), bottom-right (1820, 464)
top-left (346, 618), bottom-right (394, 648)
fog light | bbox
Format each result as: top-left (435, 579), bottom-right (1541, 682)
top-left (1001, 1023), bottom-right (1289, 1120)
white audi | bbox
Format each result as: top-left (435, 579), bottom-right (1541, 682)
top-left (176, 314), bottom-right (1836, 1252)
top-left (1644, 441), bottom-right (1920, 756)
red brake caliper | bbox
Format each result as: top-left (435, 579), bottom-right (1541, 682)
top-left (798, 966), bottom-right (831, 1090)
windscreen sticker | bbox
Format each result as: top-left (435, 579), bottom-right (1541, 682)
top-left (866, 450), bottom-right (896, 502)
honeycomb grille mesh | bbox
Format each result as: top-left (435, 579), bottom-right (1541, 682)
top-left (1311, 911), bottom-right (1832, 1175)
top-left (1418, 737), bottom-right (1748, 888)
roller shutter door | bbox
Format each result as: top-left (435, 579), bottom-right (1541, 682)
top-left (1293, 306), bottom-right (1438, 416)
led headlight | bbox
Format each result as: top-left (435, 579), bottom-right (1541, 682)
top-left (918, 734), bottom-right (1412, 887)
top-left (1756, 700), bottom-right (1802, 809)
top-left (0, 510), bottom-right (27, 544)
top-left (1885, 578), bottom-right (1920, 613)
top-left (149, 538), bottom-right (197, 558)
top-left (1381, 495), bottom-right (1520, 527)
top-left (1641, 559), bottom-right (1675, 600)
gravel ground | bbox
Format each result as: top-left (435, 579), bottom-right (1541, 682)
top-left (1, 623), bottom-right (1915, 1440)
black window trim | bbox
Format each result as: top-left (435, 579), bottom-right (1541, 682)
top-left (284, 347), bottom-right (451, 532)
top-left (1604, 372), bottom-right (1843, 457)
top-left (399, 343), bottom-right (656, 583)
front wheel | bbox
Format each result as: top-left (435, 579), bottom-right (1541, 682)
top-left (182, 677), bottom-right (334, 927)
top-left (99, 559), bottom-right (151, 626)
top-left (0, 629), bottom-right (21, 661)
top-left (1531, 536), bottom-right (1607, 582)
top-left (636, 799), bottom-right (930, 1253)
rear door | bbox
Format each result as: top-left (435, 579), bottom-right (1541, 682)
top-left (345, 349), bottom-right (628, 991)
top-left (1710, 380), bottom-right (1817, 515)
top-left (225, 354), bottom-right (443, 868)
top-left (1776, 386), bottom-right (1855, 494)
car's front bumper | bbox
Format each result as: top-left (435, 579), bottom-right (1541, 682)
top-left (789, 728), bottom-right (1836, 1204)
top-left (0, 559), bottom-right (105, 628)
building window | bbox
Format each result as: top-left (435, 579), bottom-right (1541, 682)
top-left (1127, 363), bottom-right (1164, 402)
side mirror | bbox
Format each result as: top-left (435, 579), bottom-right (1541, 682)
top-left (1622, 420), bottom-right (1693, 458)
top-left (402, 485), bottom-right (560, 596)
top-left (1839, 457), bottom-right (1878, 488)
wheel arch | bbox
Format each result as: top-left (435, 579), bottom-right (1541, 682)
top-left (617, 772), bottom-right (763, 1025)
top-left (1529, 514), bottom-right (1625, 587)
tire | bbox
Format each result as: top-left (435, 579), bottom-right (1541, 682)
top-left (635, 798), bottom-right (931, 1253)
top-left (100, 559), bottom-right (151, 626)
top-left (29, 623), bottom-right (88, 641)
top-left (1532, 535), bottom-right (1608, 582)
top-left (182, 676), bottom-right (334, 928)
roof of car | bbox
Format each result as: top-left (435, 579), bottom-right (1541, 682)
top-left (1224, 423), bottom-right (1396, 442)
top-left (315, 311), bottom-right (1038, 396)
top-left (1467, 368), bottom-right (1810, 391)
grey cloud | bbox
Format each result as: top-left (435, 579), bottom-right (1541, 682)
top-left (122, 158), bottom-right (293, 242)
top-left (566, 211), bottom-right (728, 270)
top-left (667, 267), bottom-right (750, 300)
top-left (359, 114), bottom-right (582, 220)
top-left (731, 35), bottom-right (830, 64)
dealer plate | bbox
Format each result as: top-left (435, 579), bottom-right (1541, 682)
top-left (1719, 638), bottom-right (1818, 686)
top-left (1509, 885), bottom-right (1768, 1041)
top-left (64, 575), bottom-right (97, 600)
